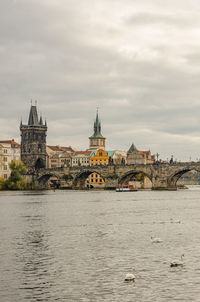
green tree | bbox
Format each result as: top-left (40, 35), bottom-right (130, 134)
top-left (5, 160), bottom-right (27, 190)
top-left (0, 177), bottom-right (6, 190)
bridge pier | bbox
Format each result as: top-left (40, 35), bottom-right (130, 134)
top-left (104, 178), bottom-right (118, 190)
top-left (151, 177), bottom-right (177, 190)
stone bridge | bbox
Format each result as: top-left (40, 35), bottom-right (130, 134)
top-left (34, 162), bottom-right (200, 190)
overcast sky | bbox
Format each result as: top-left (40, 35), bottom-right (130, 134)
top-left (1, 0), bottom-right (200, 161)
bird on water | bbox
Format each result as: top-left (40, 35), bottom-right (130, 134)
top-left (124, 267), bottom-right (135, 282)
top-left (151, 236), bottom-right (163, 243)
top-left (170, 254), bottom-right (184, 267)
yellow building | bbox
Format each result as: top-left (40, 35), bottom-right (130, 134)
top-left (88, 173), bottom-right (105, 188)
top-left (89, 149), bottom-right (109, 188)
top-left (90, 149), bottom-right (109, 166)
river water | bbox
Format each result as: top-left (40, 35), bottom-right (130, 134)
top-left (0, 187), bottom-right (200, 302)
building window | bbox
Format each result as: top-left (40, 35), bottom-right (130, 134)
top-left (3, 149), bottom-right (7, 154)
top-left (3, 157), bottom-right (7, 162)
top-left (4, 166), bottom-right (7, 170)
top-left (4, 174), bottom-right (7, 179)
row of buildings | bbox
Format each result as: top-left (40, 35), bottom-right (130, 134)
top-left (0, 104), bottom-right (155, 187)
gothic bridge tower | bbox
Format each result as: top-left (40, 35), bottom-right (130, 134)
top-left (89, 110), bottom-right (106, 150)
top-left (20, 102), bottom-right (47, 172)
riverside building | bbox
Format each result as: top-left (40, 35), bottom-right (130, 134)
top-left (0, 139), bottom-right (20, 179)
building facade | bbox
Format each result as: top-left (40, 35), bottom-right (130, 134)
top-left (20, 104), bottom-right (47, 172)
top-left (71, 151), bottom-right (91, 167)
top-left (88, 149), bottom-right (109, 188)
top-left (127, 143), bottom-right (155, 165)
top-left (90, 149), bottom-right (109, 166)
top-left (47, 145), bottom-right (74, 168)
top-left (111, 150), bottom-right (127, 165)
top-left (0, 140), bottom-right (21, 179)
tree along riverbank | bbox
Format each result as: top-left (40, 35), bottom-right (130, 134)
top-left (0, 160), bottom-right (40, 191)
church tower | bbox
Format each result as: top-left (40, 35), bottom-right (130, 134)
top-left (20, 102), bottom-right (47, 172)
top-left (89, 110), bottom-right (106, 150)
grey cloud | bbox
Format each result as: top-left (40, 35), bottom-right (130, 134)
top-left (0, 0), bottom-right (200, 161)
top-left (125, 12), bottom-right (200, 28)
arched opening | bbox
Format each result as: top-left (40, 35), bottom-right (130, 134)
top-left (119, 170), bottom-right (152, 190)
top-left (35, 158), bottom-right (45, 170)
top-left (74, 171), bottom-right (105, 189)
top-left (38, 174), bottom-right (60, 189)
top-left (169, 169), bottom-right (200, 189)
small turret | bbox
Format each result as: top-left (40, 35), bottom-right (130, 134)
top-left (39, 115), bottom-right (43, 126)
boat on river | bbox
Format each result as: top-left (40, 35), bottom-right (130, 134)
top-left (116, 184), bottom-right (137, 192)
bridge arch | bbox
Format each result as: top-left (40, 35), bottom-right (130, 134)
top-left (38, 173), bottom-right (61, 188)
top-left (73, 170), bottom-right (105, 189)
top-left (168, 168), bottom-right (200, 188)
top-left (119, 170), bottom-right (153, 189)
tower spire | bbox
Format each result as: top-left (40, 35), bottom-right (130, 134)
top-left (39, 114), bottom-right (43, 126)
top-left (28, 103), bottom-right (39, 126)
top-left (89, 109), bottom-right (105, 150)
top-left (20, 118), bottom-right (22, 129)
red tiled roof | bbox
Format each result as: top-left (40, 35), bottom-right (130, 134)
top-left (75, 151), bottom-right (92, 155)
top-left (47, 145), bottom-right (74, 153)
top-left (138, 151), bottom-right (150, 155)
top-left (0, 139), bottom-right (20, 148)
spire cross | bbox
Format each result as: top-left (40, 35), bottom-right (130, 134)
top-left (35, 100), bottom-right (37, 106)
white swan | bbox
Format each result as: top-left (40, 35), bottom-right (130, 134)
top-left (170, 254), bottom-right (184, 267)
top-left (170, 218), bottom-right (181, 224)
top-left (124, 267), bottom-right (135, 282)
top-left (151, 236), bottom-right (163, 243)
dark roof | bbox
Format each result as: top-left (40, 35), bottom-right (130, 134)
top-left (28, 105), bottom-right (39, 126)
top-left (90, 110), bottom-right (105, 139)
top-left (20, 104), bottom-right (47, 129)
top-left (127, 143), bottom-right (138, 153)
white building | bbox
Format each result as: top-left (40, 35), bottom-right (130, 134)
top-left (0, 140), bottom-right (21, 179)
top-left (110, 150), bottom-right (127, 165)
top-left (71, 151), bottom-right (92, 167)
